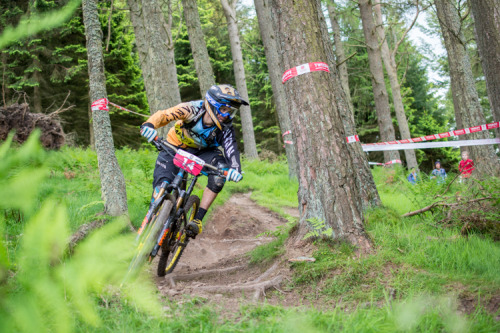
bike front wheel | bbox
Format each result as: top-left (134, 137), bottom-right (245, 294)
top-left (127, 198), bottom-right (174, 276)
top-left (157, 195), bottom-right (200, 276)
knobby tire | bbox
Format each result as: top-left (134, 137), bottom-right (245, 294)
top-left (157, 195), bottom-right (200, 276)
top-left (127, 199), bottom-right (174, 277)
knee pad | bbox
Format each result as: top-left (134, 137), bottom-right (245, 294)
top-left (207, 174), bottom-right (225, 193)
top-left (207, 159), bottom-right (228, 194)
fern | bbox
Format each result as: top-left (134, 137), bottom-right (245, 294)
top-left (0, 132), bottom-right (160, 332)
top-left (303, 217), bottom-right (333, 240)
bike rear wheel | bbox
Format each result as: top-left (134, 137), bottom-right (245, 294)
top-left (127, 198), bottom-right (174, 276)
top-left (157, 195), bottom-right (200, 276)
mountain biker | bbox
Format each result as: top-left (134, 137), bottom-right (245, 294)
top-left (140, 84), bottom-right (247, 237)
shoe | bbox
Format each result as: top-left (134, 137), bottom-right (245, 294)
top-left (186, 219), bottom-right (202, 237)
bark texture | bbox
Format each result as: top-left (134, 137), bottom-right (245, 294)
top-left (182, 0), bottom-right (215, 96)
top-left (316, 1), bottom-right (380, 209)
top-left (435, 0), bottom-right (499, 177)
top-left (358, 0), bottom-right (400, 163)
top-left (327, 2), bottom-right (353, 112)
top-left (373, 0), bottom-right (418, 169)
top-left (220, 0), bottom-right (259, 159)
top-left (254, 0), bottom-right (297, 178)
top-left (127, 0), bottom-right (181, 136)
top-left (270, 0), bottom-right (373, 251)
top-left (82, 0), bottom-right (128, 216)
top-left (470, 0), bottom-right (500, 139)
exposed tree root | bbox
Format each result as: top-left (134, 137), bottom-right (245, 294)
top-left (197, 275), bottom-right (283, 301)
top-left (192, 262), bottom-right (283, 301)
top-left (0, 103), bottom-right (65, 149)
top-left (220, 238), bottom-right (274, 243)
top-left (68, 219), bottom-right (106, 250)
top-left (168, 265), bottom-right (246, 287)
top-left (253, 262), bottom-right (279, 283)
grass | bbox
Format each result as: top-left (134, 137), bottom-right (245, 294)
top-left (4, 144), bottom-right (499, 332)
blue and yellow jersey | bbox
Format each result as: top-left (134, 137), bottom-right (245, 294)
top-left (144, 101), bottom-right (241, 171)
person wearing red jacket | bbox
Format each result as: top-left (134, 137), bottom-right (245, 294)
top-left (459, 151), bottom-right (474, 181)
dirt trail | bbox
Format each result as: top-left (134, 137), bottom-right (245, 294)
top-left (154, 193), bottom-right (314, 310)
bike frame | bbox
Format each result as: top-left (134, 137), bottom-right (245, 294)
top-left (144, 138), bottom-right (224, 260)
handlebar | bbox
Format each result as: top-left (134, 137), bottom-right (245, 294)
top-left (151, 136), bottom-right (227, 177)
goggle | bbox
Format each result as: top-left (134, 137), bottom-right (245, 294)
top-left (206, 94), bottom-right (238, 118)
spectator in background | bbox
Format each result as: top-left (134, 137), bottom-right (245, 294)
top-left (459, 151), bottom-right (474, 181)
top-left (407, 168), bottom-right (419, 185)
top-left (431, 160), bottom-right (447, 184)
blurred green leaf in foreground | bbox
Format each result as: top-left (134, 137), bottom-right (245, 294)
top-left (0, 132), bottom-right (160, 333)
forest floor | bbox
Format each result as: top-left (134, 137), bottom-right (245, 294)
top-left (152, 193), bottom-right (500, 321)
top-left (153, 193), bottom-right (314, 316)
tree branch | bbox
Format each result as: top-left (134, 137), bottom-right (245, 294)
top-left (402, 197), bottom-right (493, 217)
top-left (106, 0), bottom-right (114, 52)
top-left (391, 0), bottom-right (420, 59)
top-left (220, 0), bottom-right (236, 22)
top-left (336, 51), bottom-right (357, 67)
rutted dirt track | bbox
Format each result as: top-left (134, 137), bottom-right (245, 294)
top-left (154, 193), bottom-right (313, 309)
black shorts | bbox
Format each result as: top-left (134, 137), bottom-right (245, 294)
top-left (152, 146), bottom-right (226, 190)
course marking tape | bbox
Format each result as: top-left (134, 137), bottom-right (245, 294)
top-left (362, 138), bottom-right (500, 152)
top-left (282, 130), bottom-right (291, 137)
top-left (91, 98), bottom-right (108, 111)
top-left (282, 62), bottom-right (330, 84)
top-left (350, 121), bottom-right (500, 145)
top-left (369, 160), bottom-right (402, 166)
top-left (91, 98), bottom-right (148, 118)
top-left (284, 140), bottom-right (294, 145)
top-left (346, 135), bottom-right (359, 143)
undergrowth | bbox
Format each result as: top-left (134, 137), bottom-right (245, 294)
top-left (3, 140), bottom-right (499, 332)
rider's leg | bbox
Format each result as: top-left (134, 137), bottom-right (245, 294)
top-left (186, 150), bottom-right (227, 236)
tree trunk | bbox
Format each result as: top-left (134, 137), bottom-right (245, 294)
top-left (358, 0), bottom-right (400, 163)
top-left (435, 0), bottom-right (499, 177)
top-left (327, 1), bottom-right (353, 112)
top-left (220, 0), bottom-right (259, 159)
top-left (317, 1), bottom-right (381, 209)
top-left (82, 0), bottom-right (128, 216)
top-left (127, 0), bottom-right (181, 135)
top-left (88, 102), bottom-right (95, 149)
top-left (254, 0), bottom-right (297, 178)
top-left (470, 0), bottom-right (500, 139)
top-left (182, 0), bottom-right (215, 97)
top-left (373, 0), bottom-right (418, 169)
top-left (269, 0), bottom-right (373, 252)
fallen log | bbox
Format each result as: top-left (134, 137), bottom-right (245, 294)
top-left (402, 197), bottom-right (493, 217)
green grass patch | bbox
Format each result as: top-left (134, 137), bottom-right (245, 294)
top-left (4, 142), bottom-right (499, 332)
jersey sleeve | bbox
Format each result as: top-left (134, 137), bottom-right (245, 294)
top-left (218, 126), bottom-right (241, 172)
top-left (144, 103), bottom-right (197, 129)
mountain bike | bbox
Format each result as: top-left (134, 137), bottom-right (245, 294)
top-left (127, 137), bottom-right (227, 277)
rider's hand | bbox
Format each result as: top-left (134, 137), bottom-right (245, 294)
top-left (140, 124), bottom-right (157, 142)
top-left (226, 168), bottom-right (242, 182)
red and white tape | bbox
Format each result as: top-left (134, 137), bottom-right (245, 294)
top-left (348, 121), bottom-right (500, 145)
top-left (91, 98), bottom-right (109, 111)
top-left (369, 160), bottom-right (402, 166)
top-left (362, 138), bottom-right (500, 152)
top-left (91, 98), bottom-right (148, 118)
top-left (346, 135), bottom-right (359, 143)
top-left (282, 130), bottom-right (291, 137)
top-left (282, 62), bottom-right (330, 84)
top-left (284, 140), bottom-right (294, 145)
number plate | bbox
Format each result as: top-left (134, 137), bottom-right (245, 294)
top-left (173, 149), bottom-right (205, 176)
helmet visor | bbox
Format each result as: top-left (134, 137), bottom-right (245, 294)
top-left (206, 94), bottom-right (239, 118)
